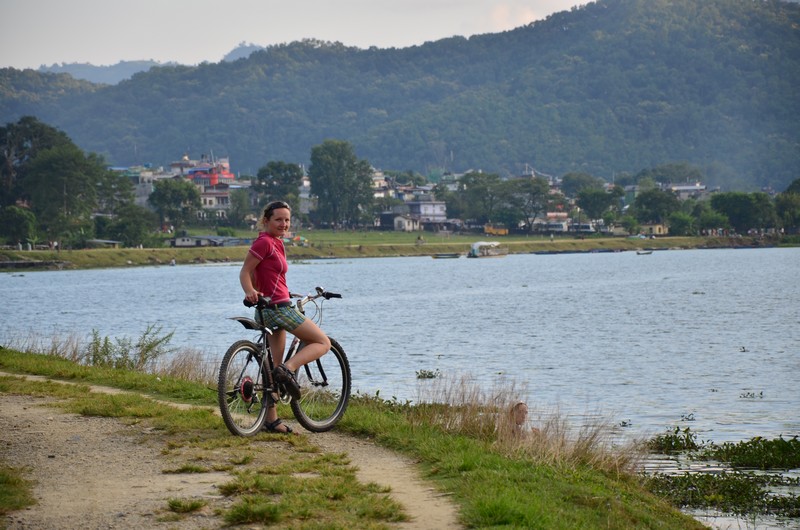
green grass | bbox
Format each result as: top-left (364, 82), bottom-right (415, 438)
top-left (0, 347), bottom-right (215, 406)
top-left (0, 348), bottom-right (708, 528)
top-left (339, 393), bottom-right (702, 529)
top-left (0, 465), bottom-right (36, 515)
top-left (1, 232), bottom-right (782, 271)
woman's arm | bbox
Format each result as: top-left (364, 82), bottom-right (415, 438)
top-left (240, 252), bottom-right (262, 303)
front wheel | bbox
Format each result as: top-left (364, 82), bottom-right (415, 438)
top-left (290, 338), bottom-right (351, 432)
top-left (218, 340), bottom-right (270, 436)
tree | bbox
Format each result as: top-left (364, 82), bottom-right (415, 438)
top-left (96, 170), bottom-right (135, 215)
top-left (255, 161), bottom-right (304, 207)
top-left (0, 205), bottom-right (36, 244)
top-left (775, 189), bottom-right (800, 233)
top-left (433, 183), bottom-right (463, 220)
top-left (23, 144), bottom-right (107, 245)
top-left (458, 171), bottom-right (504, 224)
top-left (577, 187), bottom-right (616, 221)
top-left (507, 176), bottom-right (550, 232)
top-left (100, 203), bottom-right (160, 247)
top-left (692, 201), bottom-right (729, 232)
top-left (633, 188), bottom-right (680, 224)
top-left (148, 178), bottom-right (201, 229)
top-left (0, 116), bottom-right (73, 207)
top-left (226, 188), bottom-right (252, 228)
top-left (710, 192), bottom-right (776, 234)
top-left (308, 140), bottom-right (373, 226)
top-left (619, 215), bottom-right (640, 235)
top-left (560, 172), bottom-right (605, 199)
top-left (668, 211), bottom-right (694, 236)
top-left (750, 192), bottom-right (778, 231)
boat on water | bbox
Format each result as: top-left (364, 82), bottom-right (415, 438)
top-left (432, 253), bottom-right (462, 259)
top-left (467, 241), bottom-right (508, 258)
top-left (636, 250), bottom-right (653, 255)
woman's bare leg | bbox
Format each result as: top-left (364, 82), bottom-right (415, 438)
top-left (283, 319), bottom-right (330, 372)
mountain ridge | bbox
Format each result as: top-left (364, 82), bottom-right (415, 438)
top-left (2, 0), bottom-right (798, 192)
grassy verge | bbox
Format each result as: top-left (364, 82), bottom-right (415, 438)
top-left (0, 347), bottom-right (708, 529)
top-left (0, 465), bottom-right (35, 517)
top-left (1, 232), bottom-right (787, 270)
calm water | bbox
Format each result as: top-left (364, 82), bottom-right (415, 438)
top-left (2, 247), bottom-right (798, 443)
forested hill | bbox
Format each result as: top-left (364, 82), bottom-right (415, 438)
top-left (1, 0), bottom-right (798, 192)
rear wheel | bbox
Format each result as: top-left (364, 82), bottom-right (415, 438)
top-left (218, 340), bottom-right (270, 436)
top-left (290, 338), bottom-right (351, 432)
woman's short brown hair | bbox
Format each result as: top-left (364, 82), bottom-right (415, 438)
top-left (257, 201), bottom-right (291, 230)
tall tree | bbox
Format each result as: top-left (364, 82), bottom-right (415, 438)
top-left (255, 160), bottom-right (304, 207)
top-left (95, 170), bottom-right (135, 215)
top-left (633, 188), bottom-right (680, 224)
top-left (711, 192), bottom-right (776, 233)
top-left (308, 140), bottom-right (373, 226)
top-left (226, 188), bottom-right (252, 228)
top-left (507, 176), bottom-right (550, 232)
top-left (458, 171), bottom-right (503, 224)
top-left (148, 178), bottom-right (201, 229)
top-left (0, 116), bottom-right (73, 207)
top-left (560, 172), bottom-right (605, 199)
top-left (23, 144), bottom-right (107, 244)
top-left (101, 203), bottom-right (160, 247)
top-left (0, 205), bottom-right (36, 244)
top-left (577, 187), bottom-right (617, 221)
top-left (775, 186), bottom-right (800, 233)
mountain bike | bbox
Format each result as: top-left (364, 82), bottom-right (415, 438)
top-left (217, 287), bottom-right (351, 436)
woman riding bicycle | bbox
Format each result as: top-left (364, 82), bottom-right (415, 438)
top-left (239, 200), bottom-right (331, 433)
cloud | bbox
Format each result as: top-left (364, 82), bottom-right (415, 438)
top-left (489, 3), bottom-right (540, 31)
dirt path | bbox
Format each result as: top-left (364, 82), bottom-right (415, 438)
top-left (0, 373), bottom-right (461, 529)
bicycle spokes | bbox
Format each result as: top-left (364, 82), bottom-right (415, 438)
top-left (303, 360), bottom-right (329, 388)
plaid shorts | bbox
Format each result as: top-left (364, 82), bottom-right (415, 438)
top-left (256, 304), bottom-right (306, 332)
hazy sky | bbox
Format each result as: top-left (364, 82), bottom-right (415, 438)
top-left (1, 0), bottom-right (582, 69)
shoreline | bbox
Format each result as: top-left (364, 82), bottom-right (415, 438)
top-left (0, 235), bottom-right (790, 271)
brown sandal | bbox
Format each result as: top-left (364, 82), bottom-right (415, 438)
top-left (263, 418), bottom-right (294, 434)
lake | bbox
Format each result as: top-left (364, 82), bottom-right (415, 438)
top-left (2, 246), bottom-right (798, 444)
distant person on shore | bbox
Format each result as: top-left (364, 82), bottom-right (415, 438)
top-left (505, 401), bottom-right (541, 439)
top-left (510, 402), bottom-right (529, 436)
top-left (239, 200), bottom-right (331, 434)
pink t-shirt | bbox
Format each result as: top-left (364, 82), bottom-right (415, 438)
top-left (248, 232), bottom-right (290, 303)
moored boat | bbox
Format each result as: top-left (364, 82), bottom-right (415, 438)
top-left (467, 241), bottom-right (508, 258)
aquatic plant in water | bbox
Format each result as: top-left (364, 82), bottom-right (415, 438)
top-left (644, 429), bottom-right (800, 520)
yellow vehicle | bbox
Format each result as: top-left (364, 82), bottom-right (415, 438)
top-left (484, 224), bottom-right (508, 236)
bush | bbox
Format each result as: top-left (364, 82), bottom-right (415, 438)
top-left (85, 324), bottom-right (175, 371)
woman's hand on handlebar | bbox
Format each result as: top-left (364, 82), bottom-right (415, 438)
top-left (244, 290), bottom-right (262, 305)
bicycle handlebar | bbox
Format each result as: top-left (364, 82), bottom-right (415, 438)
top-left (243, 286), bottom-right (342, 308)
